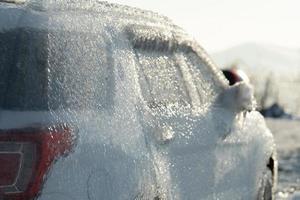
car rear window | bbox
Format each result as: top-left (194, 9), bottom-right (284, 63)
top-left (0, 28), bottom-right (115, 111)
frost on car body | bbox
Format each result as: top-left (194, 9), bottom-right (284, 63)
top-left (0, 0), bottom-right (276, 199)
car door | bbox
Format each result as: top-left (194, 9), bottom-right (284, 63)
top-left (132, 39), bottom-right (235, 199)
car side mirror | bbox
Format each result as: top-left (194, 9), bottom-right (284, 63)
top-left (220, 82), bottom-right (256, 112)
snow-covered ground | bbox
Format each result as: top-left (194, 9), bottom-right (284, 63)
top-left (265, 119), bottom-right (300, 199)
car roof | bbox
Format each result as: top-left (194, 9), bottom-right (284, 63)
top-left (0, 0), bottom-right (178, 31)
top-left (0, 0), bottom-right (225, 72)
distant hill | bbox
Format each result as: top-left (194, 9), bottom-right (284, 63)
top-left (211, 43), bottom-right (300, 115)
top-left (212, 43), bottom-right (300, 76)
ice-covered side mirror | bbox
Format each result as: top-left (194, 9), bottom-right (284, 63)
top-left (220, 82), bottom-right (256, 112)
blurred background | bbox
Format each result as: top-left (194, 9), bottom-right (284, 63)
top-left (107, 0), bottom-right (300, 198)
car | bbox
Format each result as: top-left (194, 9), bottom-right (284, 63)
top-left (0, 0), bottom-right (277, 199)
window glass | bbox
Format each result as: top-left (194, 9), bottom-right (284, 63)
top-left (135, 50), bottom-right (190, 109)
top-left (0, 28), bottom-right (114, 110)
top-left (182, 51), bottom-right (221, 106)
top-left (48, 30), bottom-right (115, 110)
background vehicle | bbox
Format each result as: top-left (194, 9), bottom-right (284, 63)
top-left (0, 0), bottom-right (277, 199)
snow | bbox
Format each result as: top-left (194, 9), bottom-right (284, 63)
top-left (0, 1), bottom-right (276, 199)
top-left (266, 119), bottom-right (300, 199)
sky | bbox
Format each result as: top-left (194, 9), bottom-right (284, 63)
top-left (107, 0), bottom-right (300, 53)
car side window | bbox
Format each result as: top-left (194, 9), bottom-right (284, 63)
top-left (134, 49), bottom-right (191, 109)
top-left (177, 50), bottom-right (222, 107)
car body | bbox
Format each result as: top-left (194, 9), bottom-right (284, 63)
top-left (0, 0), bottom-right (277, 199)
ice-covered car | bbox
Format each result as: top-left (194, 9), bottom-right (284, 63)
top-left (0, 0), bottom-right (277, 199)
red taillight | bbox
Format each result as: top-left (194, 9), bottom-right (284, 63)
top-left (0, 153), bottom-right (21, 186)
top-left (0, 124), bottom-right (75, 200)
